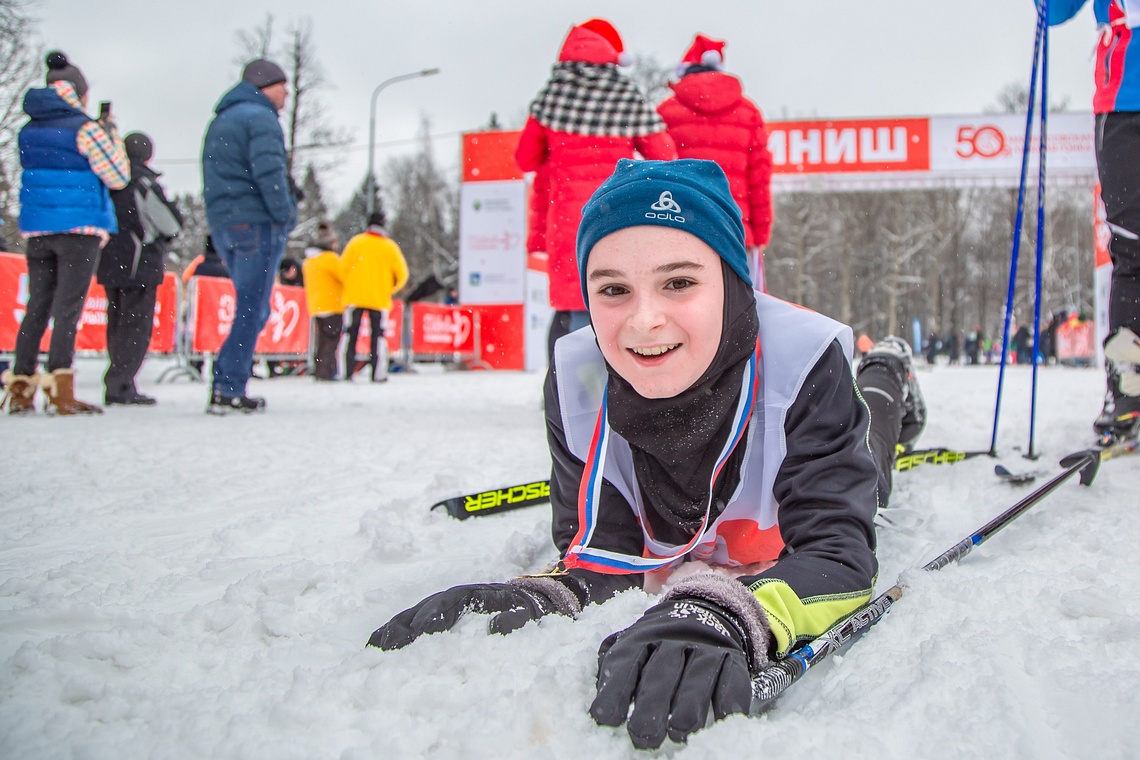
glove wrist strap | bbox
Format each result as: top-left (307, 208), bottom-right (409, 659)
top-left (663, 572), bottom-right (772, 670)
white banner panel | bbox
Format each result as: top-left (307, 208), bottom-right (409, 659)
top-left (458, 180), bottom-right (527, 305)
top-left (769, 112), bottom-right (1096, 193)
top-left (928, 112), bottom-right (1096, 178)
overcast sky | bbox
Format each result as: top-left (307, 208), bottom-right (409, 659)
top-left (35, 0), bottom-right (1098, 209)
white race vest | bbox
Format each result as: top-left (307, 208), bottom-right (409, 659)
top-left (556, 293), bottom-right (853, 572)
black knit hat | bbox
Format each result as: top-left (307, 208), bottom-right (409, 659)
top-left (45, 51), bottom-right (88, 98)
top-left (124, 132), bottom-right (153, 164)
top-left (241, 59), bottom-right (287, 89)
top-left (367, 211), bottom-right (387, 228)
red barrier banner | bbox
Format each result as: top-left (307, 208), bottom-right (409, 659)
top-left (469, 303), bottom-right (525, 370)
top-left (0, 252), bottom-right (177, 354)
top-left (410, 303), bottom-right (477, 355)
top-left (1056, 320), bottom-right (1095, 361)
top-left (352, 301), bottom-right (404, 355)
top-left (190, 276), bottom-right (309, 355)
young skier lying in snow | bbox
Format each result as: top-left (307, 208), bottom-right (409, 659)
top-left (369, 159), bottom-right (927, 749)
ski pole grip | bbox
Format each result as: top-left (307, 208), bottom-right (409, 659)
top-left (750, 655), bottom-right (807, 711)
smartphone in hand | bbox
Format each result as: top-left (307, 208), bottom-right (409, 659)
top-left (98, 101), bottom-right (111, 121)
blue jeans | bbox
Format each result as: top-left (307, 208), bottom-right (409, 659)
top-left (211, 222), bottom-right (288, 396)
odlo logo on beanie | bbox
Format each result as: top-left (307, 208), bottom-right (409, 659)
top-left (647, 191), bottom-right (685, 223)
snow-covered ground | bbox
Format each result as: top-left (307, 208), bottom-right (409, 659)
top-left (1, 356), bottom-right (1136, 759)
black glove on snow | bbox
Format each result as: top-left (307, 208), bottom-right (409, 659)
top-left (367, 578), bottom-right (581, 650)
top-left (589, 573), bottom-right (772, 749)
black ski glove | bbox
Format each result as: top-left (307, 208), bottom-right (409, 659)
top-left (589, 573), bottom-right (772, 749)
top-left (367, 577), bottom-right (582, 650)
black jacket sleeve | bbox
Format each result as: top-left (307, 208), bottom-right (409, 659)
top-left (736, 339), bottom-right (880, 658)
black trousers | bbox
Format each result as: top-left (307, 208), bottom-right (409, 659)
top-left (104, 285), bottom-right (158, 396)
top-left (14, 234), bottom-right (100, 375)
top-left (855, 364), bottom-right (907, 496)
top-left (344, 307), bottom-right (383, 378)
top-left (313, 314), bottom-right (343, 380)
top-left (1097, 112), bottom-right (1140, 338)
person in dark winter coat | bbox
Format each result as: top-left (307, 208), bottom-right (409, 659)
top-left (515, 18), bottom-right (676, 360)
top-left (657, 34), bottom-right (774, 290)
top-left (201, 58), bottom-right (297, 414)
top-left (97, 132), bottom-right (183, 405)
top-left (367, 159), bottom-right (928, 749)
top-left (2, 51), bottom-right (129, 416)
top-left (1012, 324), bottom-right (1033, 365)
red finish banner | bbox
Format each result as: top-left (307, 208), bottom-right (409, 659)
top-left (768, 117), bottom-right (931, 174)
top-left (190, 276), bottom-right (310, 355)
top-left (0, 252), bottom-right (177, 354)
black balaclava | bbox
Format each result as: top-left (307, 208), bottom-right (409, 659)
top-left (605, 260), bottom-right (758, 533)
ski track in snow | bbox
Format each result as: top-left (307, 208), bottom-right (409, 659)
top-left (1, 358), bottom-right (1137, 759)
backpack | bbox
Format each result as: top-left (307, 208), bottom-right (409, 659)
top-left (133, 175), bottom-right (181, 245)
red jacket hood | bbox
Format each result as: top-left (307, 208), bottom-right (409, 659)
top-left (669, 71), bottom-right (744, 115)
top-left (558, 25), bottom-right (621, 65)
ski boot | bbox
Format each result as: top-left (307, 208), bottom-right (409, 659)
top-left (858, 336), bottom-right (927, 449)
top-left (1094, 328), bottom-right (1140, 443)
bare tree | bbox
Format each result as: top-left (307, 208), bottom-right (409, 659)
top-left (233, 12), bottom-right (274, 63)
top-left (381, 115), bottom-right (459, 289)
top-left (0, 0), bottom-right (39, 249)
top-left (627, 54), bottom-right (673, 107)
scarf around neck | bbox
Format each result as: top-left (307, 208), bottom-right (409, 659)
top-left (605, 263), bottom-right (759, 532)
top-left (529, 61), bottom-right (665, 137)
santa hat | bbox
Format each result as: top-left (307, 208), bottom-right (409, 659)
top-left (677, 34), bottom-right (726, 77)
top-left (558, 18), bottom-right (633, 66)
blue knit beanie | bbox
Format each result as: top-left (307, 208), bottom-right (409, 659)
top-left (576, 158), bottom-right (750, 304)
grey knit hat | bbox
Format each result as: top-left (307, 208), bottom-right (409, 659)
top-left (45, 51), bottom-right (88, 98)
top-left (241, 59), bottom-right (287, 89)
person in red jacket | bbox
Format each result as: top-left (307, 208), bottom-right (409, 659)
top-left (515, 18), bottom-right (676, 360)
top-left (657, 34), bottom-right (773, 291)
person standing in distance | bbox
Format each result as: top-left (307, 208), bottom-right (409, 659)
top-left (515, 18), bottom-right (676, 361)
top-left (340, 209), bottom-right (409, 382)
top-left (97, 132), bottom-right (183, 406)
top-left (201, 59), bottom-right (297, 414)
top-left (657, 34), bottom-right (774, 291)
top-left (1047, 1), bottom-right (1140, 440)
top-left (2, 51), bottom-right (129, 416)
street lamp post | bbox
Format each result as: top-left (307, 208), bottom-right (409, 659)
top-left (366, 68), bottom-right (441, 216)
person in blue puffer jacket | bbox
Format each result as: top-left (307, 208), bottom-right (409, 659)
top-left (1048, 0), bottom-right (1140, 440)
top-left (1, 51), bottom-right (130, 417)
top-left (201, 59), bottom-right (297, 415)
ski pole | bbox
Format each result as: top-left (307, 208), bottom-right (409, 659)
top-left (750, 440), bottom-right (1124, 711)
top-left (991, 7), bottom-right (1047, 457)
top-left (1028, 0), bottom-right (1051, 460)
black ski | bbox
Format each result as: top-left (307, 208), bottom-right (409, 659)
top-left (430, 445), bottom-right (989, 520)
top-left (430, 480), bottom-right (551, 520)
top-left (894, 447), bottom-right (987, 472)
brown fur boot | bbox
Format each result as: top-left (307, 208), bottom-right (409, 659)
top-left (42, 368), bottom-right (103, 415)
top-left (1, 370), bottom-right (40, 415)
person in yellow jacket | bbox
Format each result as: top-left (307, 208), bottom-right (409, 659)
top-left (340, 210), bottom-right (409, 381)
top-left (301, 223), bottom-right (343, 381)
